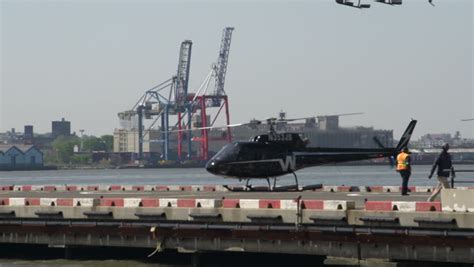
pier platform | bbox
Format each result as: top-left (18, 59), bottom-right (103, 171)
top-left (0, 184), bottom-right (473, 265)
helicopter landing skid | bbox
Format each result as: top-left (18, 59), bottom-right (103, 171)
top-left (223, 183), bottom-right (322, 192)
top-left (223, 184), bottom-right (298, 192)
top-left (225, 173), bottom-right (321, 192)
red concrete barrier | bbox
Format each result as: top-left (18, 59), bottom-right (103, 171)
top-left (415, 201), bottom-right (441, 212)
top-left (406, 186), bottom-right (417, 192)
top-left (109, 185), bottom-right (122, 191)
top-left (155, 185), bottom-right (169, 191)
top-left (301, 200), bottom-right (324, 209)
top-left (66, 186), bottom-right (78, 191)
top-left (179, 186), bottom-right (193, 191)
top-left (43, 186), bottom-right (57, 191)
top-left (337, 186), bottom-right (352, 192)
top-left (368, 186), bottom-right (384, 192)
top-left (223, 199), bottom-right (240, 208)
top-left (132, 186), bottom-right (144, 191)
top-left (87, 186), bottom-right (99, 191)
top-left (365, 201), bottom-right (392, 211)
top-left (100, 198), bottom-right (124, 207)
top-left (203, 185), bottom-right (217, 192)
top-left (140, 198), bottom-right (160, 207)
top-left (259, 199), bottom-right (281, 209)
top-left (177, 199), bottom-right (196, 207)
top-left (21, 185), bottom-right (32, 191)
top-left (57, 198), bottom-right (74, 206)
top-left (25, 198), bottom-right (41, 206)
top-left (1, 186), bottom-right (13, 191)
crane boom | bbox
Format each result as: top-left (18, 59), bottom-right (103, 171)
top-left (211, 27), bottom-right (234, 107)
top-left (174, 40), bottom-right (193, 112)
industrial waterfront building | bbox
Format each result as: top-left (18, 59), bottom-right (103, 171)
top-left (0, 145), bottom-right (43, 170)
top-left (51, 118), bottom-right (71, 138)
top-left (113, 129), bottom-right (161, 154)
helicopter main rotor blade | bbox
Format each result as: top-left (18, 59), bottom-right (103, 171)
top-left (319, 112), bottom-right (365, 117)
top-left (164, 112), bottom-right (365, 133)
top-left (163, 122), bottom-right (250, 133)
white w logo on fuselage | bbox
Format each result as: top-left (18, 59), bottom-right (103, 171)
top-left (278, 155), bottom-right (296, 172)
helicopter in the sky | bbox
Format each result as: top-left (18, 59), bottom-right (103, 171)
top-left (205, 119), bottom-right (417, 191)
top-left (336, 0), bottom-right (435, 9)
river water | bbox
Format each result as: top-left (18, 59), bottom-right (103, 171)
top-left (0, 165), bottom-right (473, 266)
top-left (2, 164), bottom-right (473, 187)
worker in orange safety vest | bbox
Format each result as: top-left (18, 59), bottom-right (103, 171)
top-left (396, 147), bottom-right (412, 196)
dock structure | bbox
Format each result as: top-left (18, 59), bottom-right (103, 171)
top-left (0, 185), bottom-right (473, 265)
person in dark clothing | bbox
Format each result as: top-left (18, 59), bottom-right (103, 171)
top-left (427, 143), bottom-right (455, 202)
top-left (396, 147), bottom-right (411, 196)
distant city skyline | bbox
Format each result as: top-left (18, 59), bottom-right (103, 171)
top-left (0, 117), bottom-right (470, 143)
top-left (1, 0), bottom-right (472, 139)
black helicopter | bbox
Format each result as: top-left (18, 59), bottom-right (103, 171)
top-left (205, 119), bottom-right (417, 190)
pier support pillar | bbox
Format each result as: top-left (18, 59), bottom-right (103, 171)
top-left (64, 247), bottom-right (73, 260)
top-left (192, 252), bottom-right (201, 267)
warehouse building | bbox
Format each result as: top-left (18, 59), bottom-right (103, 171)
top-left (0, 145), bottom-right (44, 170)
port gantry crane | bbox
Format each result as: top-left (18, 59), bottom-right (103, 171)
top-left (118, 27), bottom-right (235, 162)
top-left (118, 40), bottom-right (193, 161)
top-left (186, 27), bottom-right (234, 161)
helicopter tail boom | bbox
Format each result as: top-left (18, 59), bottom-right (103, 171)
top-left (395, 120), bottom-right (417, 152)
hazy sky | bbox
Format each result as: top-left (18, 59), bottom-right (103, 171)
top-left (1, 0), bottom-right (473, 139)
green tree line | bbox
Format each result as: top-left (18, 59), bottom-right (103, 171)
top-left (47, 135), bottom-right (113, 165)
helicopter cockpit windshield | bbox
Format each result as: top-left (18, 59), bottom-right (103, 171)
top-left (212, 143), bottom-right (240, 162)
top-left (206, 143), bottom-right (241, 176)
